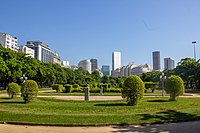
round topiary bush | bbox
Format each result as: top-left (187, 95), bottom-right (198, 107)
top-left (122, 75), bottom-right (145, 106)
top-left (165, 75), bottom-right (185, 101)
top-left (7, 82), bottom-right (20, 98)
top-left (21, 80), bottom-right (39, 103)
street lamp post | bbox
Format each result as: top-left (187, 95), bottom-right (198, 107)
top-left (192, 41), bottom-right (197, 61)
top-left (20, 74), bottom-right (27, 83)
top-left (160, 73), bottom-right (166, 96)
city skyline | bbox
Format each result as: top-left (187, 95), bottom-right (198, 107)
top-left (0, 0), bottom-right (200, 68)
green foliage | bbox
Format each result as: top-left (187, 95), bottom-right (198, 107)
top-left (106, 88), bottom-right (121, 93)
top-left (122, 75), bottom-right (145, 106)
top-left (90, 88), bottom-right (100, 93)
top-left (174, 58), bottom-right (200, 89)
top-left (165, 76), bottom-right (185, 101)
top-left (52, 84), bottom-right (65, 92)
top-left (64, 84), bottom-right (72, 93)
top-left (21, 80), bottom-right (39, 103)
top-left (144, 82), bottom-right (159, 93)
top-left (141, 71), bottom-right (162, 82)
top-left (72, 84), bottom-right (79, 88)
top-left (71, 87), bottom-right (83, 93)
top-left (7, 82), bottom-right (20, 98)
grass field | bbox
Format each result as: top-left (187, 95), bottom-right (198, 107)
top-left (0, 96), bottom-right (200, 125)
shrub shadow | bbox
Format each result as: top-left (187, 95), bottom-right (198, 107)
top-left (94, 103), bottom-right (127, 106)
top-left (147, 99), bottom-right (168, 102)
top-left (0, 97), bottom-right (11, 99)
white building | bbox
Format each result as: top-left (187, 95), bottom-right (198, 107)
top-left (131, 64), bottom-right (152, 76)
top-left (112, 51), bottom-right (121, 76)
top-left (78, 59), bottom-right (92, 74)
top-left (26, 41), bottom-right (55, 63)
top-left (111, 63), bottom-right (152, 77)
top-left (0, 32), bottom-right (19, 52)
top-left (112, 51), bottom-right (121, 71)
top-left (164, 58), bottom-right (175, 70)
top-left (19, 45), bottom-right (35, 58)
top-left (61, 60), bottom-right (70, 67)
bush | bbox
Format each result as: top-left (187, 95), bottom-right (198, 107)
top-left (106, 88), bottom-right (121, 93)
top-left (71, 88), bottom-right (83, 93)
top-left (73, 84), bottom-right (79, 88)
top-left (144, 82), bottom-right (159, 93)
top-left (90, 88), bottom-right (100, 93)
top-left (52, 84), bottom-right (65, 92)
top-left (165, 75), bottom-right (185, 101)
top-left (7, 82), bottom-right (20, 98)
top-left (122, 75), bottom-right (145, 106)
top-left (64, 84), bottom-right (72, 93)
top-left (21, 80), bottom-right (39, 103)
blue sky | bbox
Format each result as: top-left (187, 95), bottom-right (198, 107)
top-left (0, 0), bottom-right (200, 69)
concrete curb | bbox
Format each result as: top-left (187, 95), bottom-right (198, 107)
top-left (1, 117), bottom-right (200, 127)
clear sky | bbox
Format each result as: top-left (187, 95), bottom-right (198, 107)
top-left (0, 0), bottom-right (200, 69)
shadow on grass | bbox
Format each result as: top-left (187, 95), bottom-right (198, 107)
top-left (0, 97), bottom-right (11, 100)
top-left (139, 110), bottom-right (199, 121)
top-left (0, 101), bottom-right (25, 104)
top-left (112, 110), bottom-right (200, 133)
top-left (94, 103), bottom-right (127, 106)
top-left (147, 99), bottom-right (168, 102)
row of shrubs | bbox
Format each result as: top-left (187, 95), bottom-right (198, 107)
top-left (51, 84), bottom-right (122, 93)
top-left (7, 80), bottom-right (39, 103)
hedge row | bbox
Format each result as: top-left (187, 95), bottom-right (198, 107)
top-left (51, 84), bottom-right (121, 93)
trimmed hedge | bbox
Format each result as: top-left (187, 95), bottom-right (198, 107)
top-left (106, 88), bottom-right (121, 93)
top-left (7, 82), bottom-right (20, 98)
top-left (52, 84), bottom-right (65, 92)
top-left (64, 84), bottom-right (72, 93)
top-left (21, 80), bottom-right (39, 103)
top-left (122, 75), bottom-right (145, 106)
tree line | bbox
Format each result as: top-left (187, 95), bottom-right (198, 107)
top-left (0, 46), bottom-right (124, 89)
top-left (1, 45), bottom-right (199, 89)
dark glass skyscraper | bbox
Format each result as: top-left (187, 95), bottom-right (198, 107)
top-left (152, 51), bottom-right (161, 71)
top-left (101, 65), bottom-right (110, 76)
top-left (90, 59), bottom-right (98, 72)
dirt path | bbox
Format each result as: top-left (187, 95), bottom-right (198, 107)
top-left (1, 120), bottom-right (200, 133)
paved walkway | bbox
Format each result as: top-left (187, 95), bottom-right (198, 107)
top-left (1, 120), bottom-right (200, 133)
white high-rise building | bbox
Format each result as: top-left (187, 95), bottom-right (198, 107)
top-left (78, 60), bottom-right (92, 74)
top-left (164, 58), bottom-right (175, 70)
top-left (0, 32), bottom-right (19, 52)
top-left (26, 41), bottom-right (55, 63)
top-left (112, 51), bottom-right (121, 76)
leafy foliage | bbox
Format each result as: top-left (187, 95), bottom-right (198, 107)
top-left (21, 80), bottom-right (39, 103)
top-left (7, 82), bottom-right (20, 98)
top-left (51, 84), bottom-right (65, 92)
top-left (165, 76), bottom-right (185, 101)
top-left (122, 75), bottom-right (145, 106)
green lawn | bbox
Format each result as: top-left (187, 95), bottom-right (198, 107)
top-left (0, 97), bottom-right (200, 125)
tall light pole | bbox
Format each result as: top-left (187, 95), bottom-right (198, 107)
top-left (192, 41), bottom-right (197, 61)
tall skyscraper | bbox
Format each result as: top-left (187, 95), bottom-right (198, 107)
top-left (90, 59), bottom-right (98, 72)
top-left (112, 51), bottom-right (121, 71)
top-left (101, 65), bottom-right (110, 76)
top-left (152, 51), bottom-right (161, 71)
top-left (164, 58), bottom-right (175, 70)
